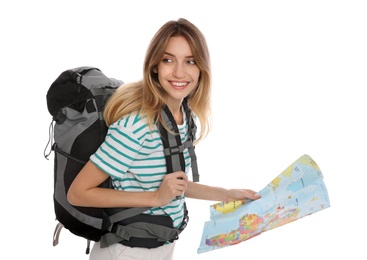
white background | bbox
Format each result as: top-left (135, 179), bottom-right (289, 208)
top-left (1, 0), bottom-right (366, 259)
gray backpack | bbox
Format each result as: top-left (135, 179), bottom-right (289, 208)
top-left (44, 66), bottom-right (199, 253)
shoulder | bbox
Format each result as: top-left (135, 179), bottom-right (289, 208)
top-left (108, 113), bottom-right (158, 144)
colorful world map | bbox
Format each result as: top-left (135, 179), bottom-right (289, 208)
top-left (197, 154), bottom-right (330, 254)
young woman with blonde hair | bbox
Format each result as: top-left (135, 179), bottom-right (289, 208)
top-left (67, 18), bottom-right (260, 260)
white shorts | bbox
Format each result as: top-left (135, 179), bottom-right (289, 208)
top-left (89, 241), bottom-right (176, 260)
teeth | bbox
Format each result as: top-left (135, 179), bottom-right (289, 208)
top-left (172, 82), bottom-right (187, 86)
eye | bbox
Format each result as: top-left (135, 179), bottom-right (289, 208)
top-left (188, 59), bottom-right (196, 65)
top-left (162, 58), bottom-right (173, 63)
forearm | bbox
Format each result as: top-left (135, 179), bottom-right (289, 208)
top-left (185, 181), bottom-right (230, 201)
top-left (68, 161), bottom-right (190, 208)
top-left (68, 160), bottom-right (164, 208)
top-left (185, 181), bottom-right (261, 202)
top-left (68, 187), bottom-right (159, 208)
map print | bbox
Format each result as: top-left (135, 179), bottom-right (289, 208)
top-left (197, 154), bottom-right (330, 254)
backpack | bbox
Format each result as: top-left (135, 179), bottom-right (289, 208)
top-left (44, 66), bottom-right (199, 253)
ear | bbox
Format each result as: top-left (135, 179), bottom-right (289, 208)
top-left (152, 66), bottom-right (158, 73)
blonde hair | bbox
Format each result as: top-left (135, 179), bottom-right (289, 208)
top-left (104, 18), bottom-right (212, 143)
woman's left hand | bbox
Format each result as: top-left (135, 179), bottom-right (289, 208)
top-left (226, 189), bottom-right (261, 202)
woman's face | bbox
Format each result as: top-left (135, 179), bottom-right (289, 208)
top-left (156, 36), bottom-right (200, 108)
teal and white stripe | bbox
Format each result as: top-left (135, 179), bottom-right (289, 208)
top-left (90, 111), bottom-right (191, 228)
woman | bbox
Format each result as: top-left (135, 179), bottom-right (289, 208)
top-left (67, 18), bottom-right (261, 260)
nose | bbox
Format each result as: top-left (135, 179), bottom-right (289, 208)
top-left (173, 63), bottom-right (185, 78)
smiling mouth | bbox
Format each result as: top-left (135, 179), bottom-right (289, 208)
top-left (170, 81), bottom-right (189, 89)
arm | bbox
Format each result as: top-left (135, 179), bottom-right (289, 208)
top-left (185, 181), bottom-right (261, 202)
top-left (67, 161), bottom-right (188, 208)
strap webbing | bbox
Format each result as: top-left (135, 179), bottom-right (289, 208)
top-left (107, 207), bottom-right (150, 230)
top-left (100, 222), bottom-right (179, 248)
top-left (53, 222), bottom-right (64, 247)
top-left (160, 105), bottom-right (186, 173)
top-left (159, 99), bottom-right (199, 182)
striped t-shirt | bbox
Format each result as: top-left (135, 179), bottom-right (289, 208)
top-left (90, 111), bottom-right (192, 228)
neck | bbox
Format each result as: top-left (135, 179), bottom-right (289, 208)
top-left (166, 103), bottom-right (183, 125)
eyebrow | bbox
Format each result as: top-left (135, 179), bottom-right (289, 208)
top-left (164, 51), bottom-right (194, 59)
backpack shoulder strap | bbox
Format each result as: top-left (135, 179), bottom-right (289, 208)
top-left (182, 99), bottom-right (199, 182)
top-left (159, 98), bottom-right (199, 182)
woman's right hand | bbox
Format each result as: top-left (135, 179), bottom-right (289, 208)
top-left (155, 171), bottom-right (188, 206)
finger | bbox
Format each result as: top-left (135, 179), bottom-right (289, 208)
top-left (176, 180), bottom-right (187, 192)
top-left (243, 190), bottom-right (261, 200)
top-left (164, 171), bottom-right (185, 181)
top-left (179, 171), bottom-right (188, 180)
top-left (174, 171), bottom-right (188, 181)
